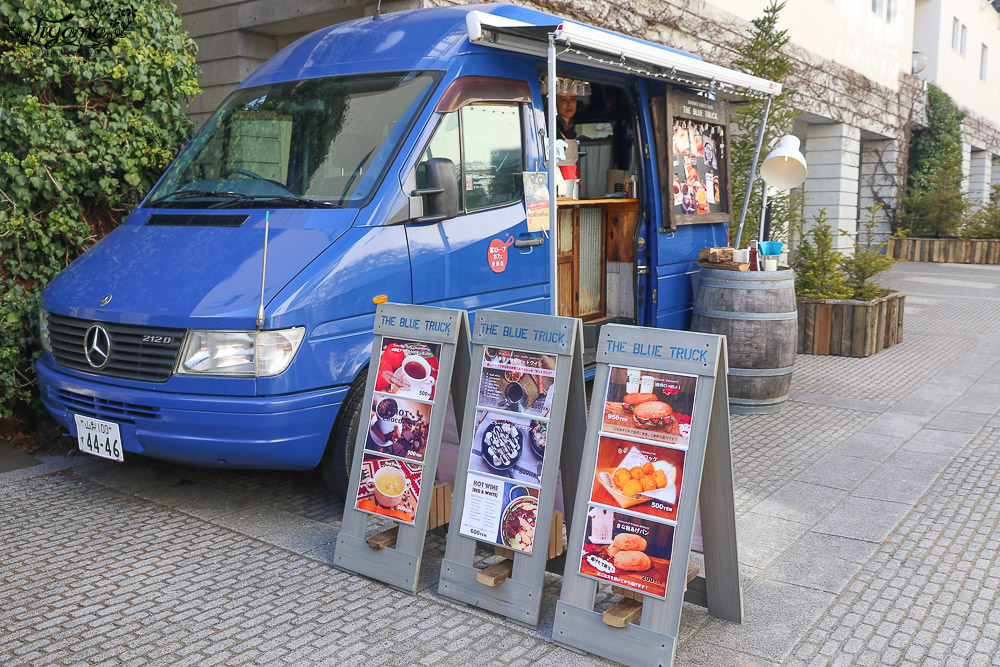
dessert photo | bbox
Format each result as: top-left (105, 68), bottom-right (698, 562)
top-left (579, 509), bottom-right (674, 598)
top-left (672, 120), bottom-right (689, 155)
top-left (468, 410), bottom-right (547, 486)
top-left (365, 394), bottom-right (432, 463)
top-left (601, 367), bottom-right (695, 447)
top-left (590, 436), bottom-right (686, 522)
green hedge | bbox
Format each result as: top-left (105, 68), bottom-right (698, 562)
top-left (0, 0), bottom-right (200, 420)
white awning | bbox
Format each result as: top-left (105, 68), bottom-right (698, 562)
top-left (466, 10), bottom-right (781, 98)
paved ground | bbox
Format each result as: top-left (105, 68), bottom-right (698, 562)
top-left (3, 260), bottom-right (1000, 666)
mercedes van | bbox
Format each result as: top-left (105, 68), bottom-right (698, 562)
top-left (36, 3), bottom-right (778, 496)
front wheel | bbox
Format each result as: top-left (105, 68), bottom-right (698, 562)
top-left (319, 370), bottom-right (368, 499)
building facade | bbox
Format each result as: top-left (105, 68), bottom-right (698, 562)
top-left (176, 0), bottom-right (1000, 247)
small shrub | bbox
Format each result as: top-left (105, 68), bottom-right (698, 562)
top-left (841, 204), bottom-right (897, 301)
top-left (958, 185), bottom-right (1000, 240)
top-left (901, 85), bottom-right (966, 237)
top-left (791, 209), bottom-right (852, 300)
top-left (901, 147), bottom-right (968, 238)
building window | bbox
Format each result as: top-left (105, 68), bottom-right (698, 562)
top-left (886, 0), bottom-right (896, 22)
top-left (982, 44), bottom-right (989, 81)
top-left (871, 0), bottom-right (880, 14)
top-left (953, 19), bottom-right (968, 57)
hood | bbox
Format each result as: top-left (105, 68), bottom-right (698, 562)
top-left (42, 207), bottom-right (358, 329)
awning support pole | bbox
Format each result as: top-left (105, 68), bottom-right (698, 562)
top-left (733, 95), bottom-right (771, 249)
top-left (547, 32), bottom-right (558, 316)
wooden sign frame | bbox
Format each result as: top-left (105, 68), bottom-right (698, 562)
top-left (438, 310), bottom-right (587, 627)
top-left (553, 324), bottom-right (740, 666)
top-left (656, 91), bottom-right (730, 230)
top-left (334, 303), bottom-right (471, 593)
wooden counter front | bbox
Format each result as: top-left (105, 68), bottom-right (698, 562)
top-left (555, 199), bottom-right (640, 320)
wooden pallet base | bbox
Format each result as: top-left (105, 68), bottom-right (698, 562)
top-left (366, 480), bottom-right (452, 550)
top-left (603, 563), bottom-right (701, 627)
top-left (476, 560), bottom-right (514, 587)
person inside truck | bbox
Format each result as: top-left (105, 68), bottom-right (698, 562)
top-left (556, 93), bottom-right (578, 140)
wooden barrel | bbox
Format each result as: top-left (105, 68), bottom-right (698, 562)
top-left (690, 267), bottom-right (797, 414)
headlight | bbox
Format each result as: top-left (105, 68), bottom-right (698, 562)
top-left (39, 309), bottom-right (51, 354)
top-left (176, 327), bottom-right (305, 377)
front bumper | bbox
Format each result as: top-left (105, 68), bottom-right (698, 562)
top-left (36, 358), bottom-right (348, 470)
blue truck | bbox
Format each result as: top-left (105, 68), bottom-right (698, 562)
top-left (36, 4), bottom-right (778, 496)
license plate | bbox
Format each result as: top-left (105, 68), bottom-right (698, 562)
top-left (74, 414), bottom-right (124, 462)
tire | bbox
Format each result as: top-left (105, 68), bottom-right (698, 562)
top-left (319, 369), bottom-right (368, 499)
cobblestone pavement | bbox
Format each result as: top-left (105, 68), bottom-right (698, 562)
top-left (3, 261), bottom-right (1000, 666)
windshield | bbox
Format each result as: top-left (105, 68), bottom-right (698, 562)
top-left (146, 71), bottom-right (438, 208)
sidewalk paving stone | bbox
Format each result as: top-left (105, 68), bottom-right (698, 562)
top-left (736, 512), bottom-right (812, 570)
top-left (811, 496), bottom-right (911, 543)
top-left (751, 481), bottom-right (847, 526)
top-left (761, 532), bottom-right (878, 595)
top-left (833, 432), bottom-right (905, 462)
top-left (852, 462), bottom-right (935, 504)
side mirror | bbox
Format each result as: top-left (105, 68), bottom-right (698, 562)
top-left (412, 157), bottom-right (459, 223)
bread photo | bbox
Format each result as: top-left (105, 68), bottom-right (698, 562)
top-left (621, 393), bottom-right (658, 411)
top-left (613, 532), bottom-right (647, 552)
top-left (607, 532), bottom-right (648, 557)
top-left (631, 400), bottom-right (674, 429)
top-left (613, 550), bottom-right (652, 572)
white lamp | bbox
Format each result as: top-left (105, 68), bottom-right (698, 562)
top-left (760, 135), bottom-right (807, 190)
top-left (757, 135), bottom-right (807, 245)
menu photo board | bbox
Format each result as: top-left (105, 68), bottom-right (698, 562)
top-left (458, 347), bottom-right (557, 554)
top-left (554, 325), bottom-right (740, 667)
top-left (334, 303), bottom-right (471, 595)
top-left (577, 365), bottom-right (697, 598)
top-left (667, 93), bottom-right (729, 227)
top-left (354, 337), bottom-right (441, 525)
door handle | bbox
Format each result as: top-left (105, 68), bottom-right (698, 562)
top-left (514, 237), bottom-right (544, 247)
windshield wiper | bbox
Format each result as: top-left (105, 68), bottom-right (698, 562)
top-left (145, 189), bottom-right (245, 207)
top-left (146, 189), bottom-right (341, 209)
top-left (206, 193), bottom-right (343, 208)
top-left (206, 194), bottom-right (341, 209)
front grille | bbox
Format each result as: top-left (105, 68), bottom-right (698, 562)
top-left (47, 313), bottom-right (184, 382)
top-left (52, 388), bottom-right (160, 423)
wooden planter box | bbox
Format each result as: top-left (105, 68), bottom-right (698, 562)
top-left (887, 237), bottom-right (1000, 264)
top-left (797, 290), bottom-right (905, 357)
